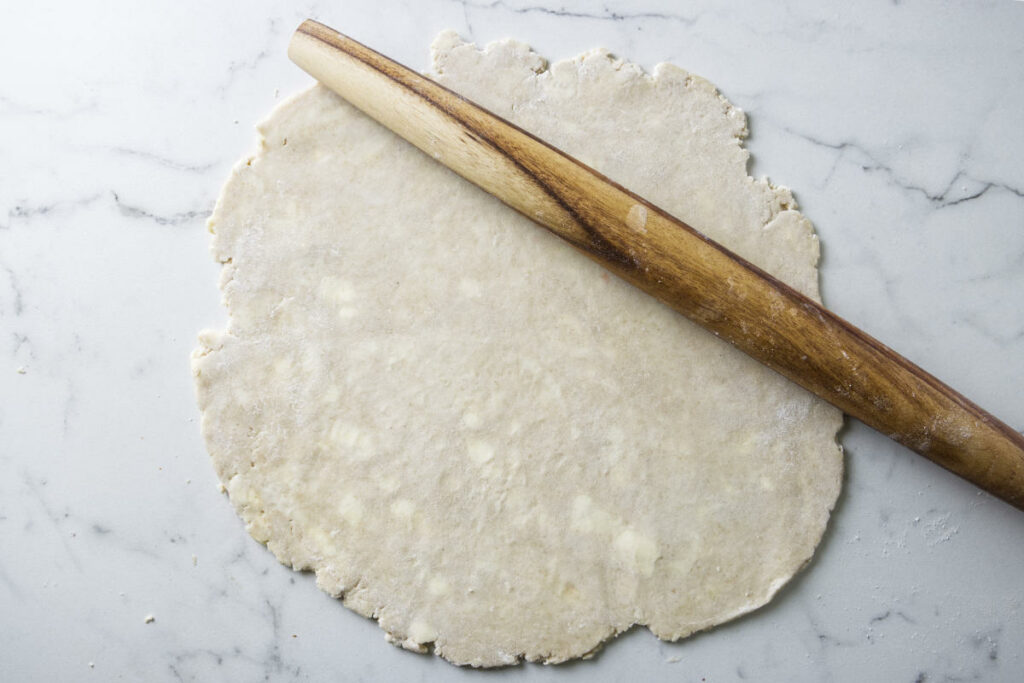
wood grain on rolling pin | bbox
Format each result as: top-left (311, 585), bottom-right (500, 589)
top-left (289, 19), bottom-right (1024, 511)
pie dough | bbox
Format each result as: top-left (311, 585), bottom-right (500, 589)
top-left (193, 32), bottom-right (843, 666)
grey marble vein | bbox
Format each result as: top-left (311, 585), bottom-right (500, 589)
top-left (451, 0), bottom-right (700, 26)
top-left (111, 191), bottom-right (209, 227)
top-left (101, 146), bottom-right (219, 174)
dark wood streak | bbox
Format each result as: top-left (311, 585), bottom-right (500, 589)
top-left (290, 20), bottom-right (1024, 510)
top-left (298, 23), bottom-right (640, 272)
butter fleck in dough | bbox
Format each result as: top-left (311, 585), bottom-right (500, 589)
top-left (193, 32), bottom-right (843, 667)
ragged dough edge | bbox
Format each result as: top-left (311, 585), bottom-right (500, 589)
top-left (191, 35), bottom-right (844, 668)
top-left (191, 84), bottom-right (330, 371)
top-left (189, 87), bottom-right (471, 662)
top-left (432, 30), bottom-right (822, 302)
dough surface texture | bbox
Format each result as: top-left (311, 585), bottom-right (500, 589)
top-left (193, 32), bottom-right (843, 666)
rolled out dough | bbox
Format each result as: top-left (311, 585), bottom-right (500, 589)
top-left (193, 32), bottom-right (843, 666)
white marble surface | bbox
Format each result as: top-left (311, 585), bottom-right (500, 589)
top-left (2, 0), bottom-right (1023, 680)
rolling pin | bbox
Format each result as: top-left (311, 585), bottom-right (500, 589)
top-left (287, 19), bottom-right (1024, 511)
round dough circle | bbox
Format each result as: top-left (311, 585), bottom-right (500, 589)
top-left (193, 33), bottom-right (843, 666)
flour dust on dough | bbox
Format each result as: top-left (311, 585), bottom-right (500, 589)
top-left (193, 32), bottom-right (843, 666)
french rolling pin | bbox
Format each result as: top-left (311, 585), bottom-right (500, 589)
top-left (287, 19), bottom-right (1024, 511)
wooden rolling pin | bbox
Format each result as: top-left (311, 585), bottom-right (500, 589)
top-left (288, 19), bottom-right (1024, 511)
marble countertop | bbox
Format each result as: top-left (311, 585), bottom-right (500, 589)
top-left (2, 1), bottom-right (1023, 680)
